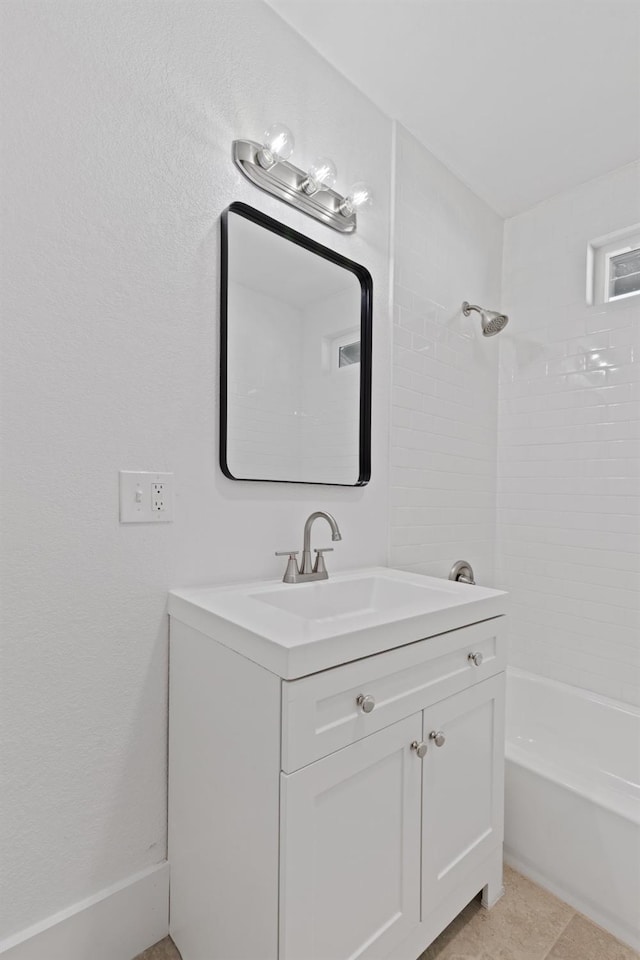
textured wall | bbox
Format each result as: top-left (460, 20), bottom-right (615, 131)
top-left (389, 125), bottom-right (503, 584)
top-left (0, 1), bottom-right (391, 939)
top-left (498, 162), bottom-right (640, 704)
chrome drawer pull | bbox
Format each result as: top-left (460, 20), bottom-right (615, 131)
top-left (468, 651), bottom-right (483, 667)
top-left (356, 694), bottom-right (375, 714)
top-left (429, 730), bottom-right (446, 747)
top-left (411, 740), bottom-right (428, 758)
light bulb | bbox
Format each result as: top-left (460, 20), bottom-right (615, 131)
top-left (340, 181), bottom-right (374, 216)
top-left (257, 122), bottom-right (295, 169)
top-left (301, 156), bottom-right (337, 195)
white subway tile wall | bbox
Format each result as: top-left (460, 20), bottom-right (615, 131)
top-left (390, 125), bottom-right (503, 582)
top-left (498, 162), bottom-right (640, 705)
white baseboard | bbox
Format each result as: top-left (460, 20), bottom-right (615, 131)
top-left (0, 862), bottom-right (169, 960)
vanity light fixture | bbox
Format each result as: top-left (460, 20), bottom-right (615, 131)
top-left (301, 156), bottom-right (337, 196)
top-left (232, 123), bottom-right (372, 233)
top-left (256, 123), bottom-right (295, 171)
top-left (339, 181), bottom-right (374, 216)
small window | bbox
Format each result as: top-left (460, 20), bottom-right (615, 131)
top-left (325, 328), bottom-right (361, 375)
top-left (338, 340), bottom-right (360, 368)
top-left (607, 246), bottom-right (640, 301)
top-left (588, 225), bottom-right (640, 305)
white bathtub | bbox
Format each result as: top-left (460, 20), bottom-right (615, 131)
top-left (504, 667), bottom-right (640, 951)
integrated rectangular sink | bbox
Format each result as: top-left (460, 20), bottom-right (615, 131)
top-left (252, 575), bottom-right (462, 623)
top-left (169, 567), bottom-right (508, 679)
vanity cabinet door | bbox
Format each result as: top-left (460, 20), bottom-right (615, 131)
top-left (421, 674), bottom-right (505, 914)
top-left (279, 714), bottom-right (422, 960)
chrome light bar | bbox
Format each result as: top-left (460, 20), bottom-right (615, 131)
top-left (232, 139), bottom-right (357, 234)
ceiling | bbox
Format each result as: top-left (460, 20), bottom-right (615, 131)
top-left (265, 0), bottom-right (640, 217)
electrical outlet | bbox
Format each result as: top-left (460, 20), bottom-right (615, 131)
top-left (119, 471), bottom-right (174, 523)
top-left (152, 482), bottom-right (166, 512)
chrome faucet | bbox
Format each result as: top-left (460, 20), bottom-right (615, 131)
top-left (276, 511), bottom-right (342, 583)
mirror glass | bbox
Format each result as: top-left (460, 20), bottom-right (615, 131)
top-left (220, 203), bottom-right (372, 485)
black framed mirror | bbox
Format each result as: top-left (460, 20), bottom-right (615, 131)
top-left (220, 202), bottom-right (372, 486)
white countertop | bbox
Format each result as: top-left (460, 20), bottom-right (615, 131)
top-left (169, 566), bottom-right (508, 680)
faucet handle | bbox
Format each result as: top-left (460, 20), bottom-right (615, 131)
top-left (275, 551), bottom-right (300, 584)
top-left (313, 548), bottom-right (333, 575)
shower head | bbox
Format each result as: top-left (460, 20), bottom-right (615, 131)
top-left (462, 301), bottom-right (509, 337)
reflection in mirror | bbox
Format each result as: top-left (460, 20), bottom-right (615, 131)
top-left (220, 204), bottom-right (372, 485)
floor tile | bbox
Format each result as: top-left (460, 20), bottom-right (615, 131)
top-left (419, 867), bottom-right (575, 960)
top-left (544, 914), bottom-right (640, 960)
top-left (133, 938), bottom-right (181, 960)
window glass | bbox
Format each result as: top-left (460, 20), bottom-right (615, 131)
top-left (608, 247), bottom-right (640, 300)
top-left (338, 341), bottom-right (361, 368)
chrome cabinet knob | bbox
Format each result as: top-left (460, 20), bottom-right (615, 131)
top-left (356, 694), bottom-right (375, 714)
top-left (411, 740), bottom-right (428, 759)
top-left (468, 651), bottom-right (483, 667)
top-left (429, 730), bottom-right (446, 747)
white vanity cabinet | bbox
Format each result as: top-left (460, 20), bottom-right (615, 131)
top-left (280, 676), bottom-right (504, 960)
top-left (280, 713), bottom-right (422, 960)
top-left (168, 586), bottom-right (506, 960)
top-left (420, 675), bottom-right (504, 913)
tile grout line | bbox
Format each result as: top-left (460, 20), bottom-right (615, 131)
top-left (540, 909), bottom-right (578, 960)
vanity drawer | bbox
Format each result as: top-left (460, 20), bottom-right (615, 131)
top-left (281, 618), bottom-right (505, 773)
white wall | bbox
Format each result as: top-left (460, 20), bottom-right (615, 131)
top-left (389, 125), bottom-right (503, 584)
top-left (0, 0), bottom-right (391, 941)
top-left (498, 162), bottom-right (640, 705)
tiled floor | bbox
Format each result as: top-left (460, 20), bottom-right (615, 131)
top-left (135, 866), bottom-right (639, 960)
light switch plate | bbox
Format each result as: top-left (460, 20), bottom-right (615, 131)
top-left (119, 471), bottom-right (174, 523)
